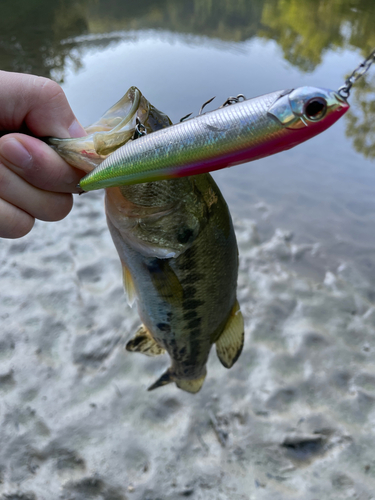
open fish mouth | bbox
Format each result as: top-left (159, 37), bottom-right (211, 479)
top-left (48, 86), bottom-right (171, 173)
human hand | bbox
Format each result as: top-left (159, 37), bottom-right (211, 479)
top-left (0, 70), bottom-right (86, 238)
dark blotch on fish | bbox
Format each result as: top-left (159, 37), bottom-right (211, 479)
top-left (178, 347), bottom-right (187, 357)
top-left (183, 286), bottom-right (197, 299)
top-left (183, 299), bottom-right (204, 310)
top-left (180, 273), bottom-right (205, 285)
top-left (183, 311), bottom-right (198, 321)
top-left (145, 258), bottom-right (160, 273)
top-left (189, 329), bottom-right (201, 339)
top-left (188, 318), bottom-right (202, 329)
top-left (177, 227), bottom-right (194, 244)
top-left (178, 247), bottom-right (196, 271)
top-left (157, 323), bottom-right (171, 332)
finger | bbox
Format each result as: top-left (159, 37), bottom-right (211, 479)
top-left (0, 197), bottom-right (34, 239)
top-left (0, 162), bottom-right (73, 222)
top-left (0, 134), bottom-right (83, 193)
top-left (0, 70), bottom-right (86, 138)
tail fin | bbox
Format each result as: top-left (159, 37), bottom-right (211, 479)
top-left (175, 371), bottom-right (206, 393)
top-left (148, 369), bottom-right (173, 391)
top-left (148, 369), bottom-right (206, 393)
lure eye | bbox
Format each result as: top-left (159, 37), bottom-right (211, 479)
top-left (304, 98), bottom-right (327, 121)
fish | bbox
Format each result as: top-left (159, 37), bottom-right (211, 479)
top-left (78, 86), bottom-right (349, 191)
top-left (49, 87), bottom-right (244, 393)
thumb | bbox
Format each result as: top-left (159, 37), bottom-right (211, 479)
top-left (0, 71), bottom-right (86, 139)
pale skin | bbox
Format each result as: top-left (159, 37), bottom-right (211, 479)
top-left (0, 70), bottom-right (86, 239)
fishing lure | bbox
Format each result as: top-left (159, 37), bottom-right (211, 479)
top-left (78, 86), bottom-right (348, 190)
top-left (78, 48), bottom-right (375, 191)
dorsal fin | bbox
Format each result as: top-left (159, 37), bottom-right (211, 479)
top-left (126, 324), bottom-right (165, 357)
top-left (216, 300), bottom-right (244, 369)
top-left (122, 263), bottom-right (137, 307)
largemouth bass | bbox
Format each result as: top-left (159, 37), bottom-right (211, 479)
top-left (78, 87), bottom-right (349, 191)
top-left (50, 88), bottom-right (244, 393)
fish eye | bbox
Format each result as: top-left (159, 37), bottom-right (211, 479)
top-left (304, 97), bottom-right (327, 121)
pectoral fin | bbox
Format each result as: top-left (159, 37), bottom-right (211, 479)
top-left (122, 264), bottom-right (137, 307)
top-left (148, 259), bottom-right (184, 306)
top-left (126, 325), bottom-right (165, 356)
top-left (216, 301), bottom-right (244, 369)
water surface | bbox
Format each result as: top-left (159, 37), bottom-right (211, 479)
top-left (1, 0), bottom-right (375, 279)
top-left (0, 0), bottom-right (375, 282)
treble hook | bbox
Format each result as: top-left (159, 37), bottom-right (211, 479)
top-left (179, 93), bottom-right (246, 123)
top-left (133, 117), bottom-right (147, 139)
top-left (180, 113), bottom-right (192, 122)
top-left (220, 94), bottom-right (246, 108)
top-left (199, 96), bottom-right (216, 115)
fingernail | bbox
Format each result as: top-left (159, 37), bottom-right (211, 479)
top-left (68, 119), bottom-right (87, 138)
top-left (0, 138), bottom-right (32, 169)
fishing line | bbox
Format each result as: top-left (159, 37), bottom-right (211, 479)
top-left (338, 47), bottom-right (375, 99)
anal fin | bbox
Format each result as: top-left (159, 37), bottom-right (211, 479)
top-left (216, 300), bottom-right (244, 369)
top-left (126, 324), bottom-right (165, 357)
top-left (122, 263), bottom-right (136, 307)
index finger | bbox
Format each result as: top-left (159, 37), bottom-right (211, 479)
top-left (0, 70), bottom-right (86, 139)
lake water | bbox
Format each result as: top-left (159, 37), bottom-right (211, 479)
top-left (1, 0), bottom-right (375, 282)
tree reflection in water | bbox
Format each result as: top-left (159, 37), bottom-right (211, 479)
top-left (346, 74), bottom-right (375, 159)
top-left (0, 0), bottom-right (374, 157)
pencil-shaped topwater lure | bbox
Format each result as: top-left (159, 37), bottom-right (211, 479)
top-left (78, 86), bottom-right (349, 191)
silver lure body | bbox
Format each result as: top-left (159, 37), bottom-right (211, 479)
top-left (80, 87), bottom-right (349, 190)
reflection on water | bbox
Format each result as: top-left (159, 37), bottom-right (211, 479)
top-left (1, 0), bottom-right (374, 157)
top-left (346, 73), bottom-right (375, 159)
top-left (1, 0), bottom-right (375, 279)
top-left (2, 0), bottom-right (375, 75)
top-left (259, 0), bottom-right (375, 71)
top-left (0, 0), bottom-right (90, 77)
